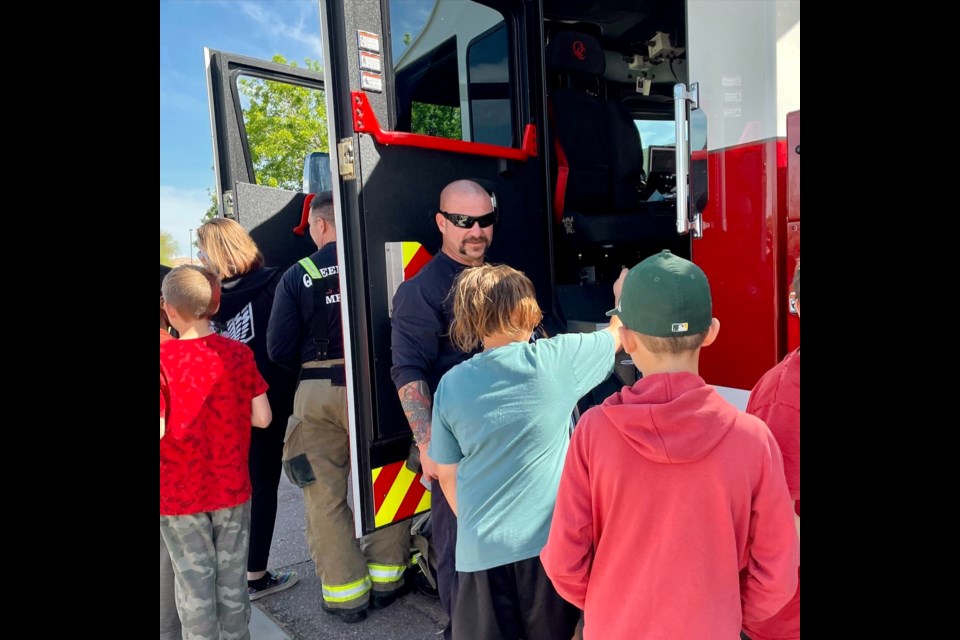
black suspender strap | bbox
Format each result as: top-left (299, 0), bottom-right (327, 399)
top-left (298, 257), bottom-right (336, 361)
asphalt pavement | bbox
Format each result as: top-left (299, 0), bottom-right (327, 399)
top-left (251, 472), bottom-right (446, 639)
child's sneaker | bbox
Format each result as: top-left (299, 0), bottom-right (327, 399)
top-left (248, 570), bottom-right (299, 601)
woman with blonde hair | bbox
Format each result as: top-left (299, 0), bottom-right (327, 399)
top-left (428, 263), bottom-right (626, 640)
top-left (196, 218), bottom-right (299, 599)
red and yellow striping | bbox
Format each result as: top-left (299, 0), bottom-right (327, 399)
top-left (372, 241), bottom-right (434, 527)
top-left (372, 461), bottom-right (431, 527)
top-left (402, 241), bottom-right (431, 280)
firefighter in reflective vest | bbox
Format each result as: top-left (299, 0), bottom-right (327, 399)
top-left (267, 191), bottom-right (411, 623)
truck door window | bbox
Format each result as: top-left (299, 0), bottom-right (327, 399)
top-left (633, 118), bottom-right (676, 171)
top-left (389, 0), bottom-right (514, 145)
top-left (467, 23), bottom-right (511, 147)
top-left (235, 74), bottom-right (328, 191)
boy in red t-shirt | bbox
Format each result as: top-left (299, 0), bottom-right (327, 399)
top-left (160, 264), bottom-right (174, 439)
top-left (742, 259), bottom-right (801, 640)
top-left (159, 264), bottom-right (181, 640)
top-left (160, 265), bottom-right (271, 639)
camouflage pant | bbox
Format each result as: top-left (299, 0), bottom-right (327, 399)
top-left (160, 531), bottom-right (182, 640)
top-left (160, 501), bottom-right (251, 640)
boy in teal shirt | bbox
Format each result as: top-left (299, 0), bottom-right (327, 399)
top-left (429, 264), bottom-right (624, 640)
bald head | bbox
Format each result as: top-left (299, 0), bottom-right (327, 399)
top-left (436, 179), bottom-right (495, 267)
top-left (439, 180), bottom-right (492, 212)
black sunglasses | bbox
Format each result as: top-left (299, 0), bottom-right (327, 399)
top-left (439, 209), bottom-right (498, 229)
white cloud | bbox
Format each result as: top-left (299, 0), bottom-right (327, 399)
top-left (160, 186), bottom-right (212, 258)
top-left (238, 1), bottom-right (323, 60)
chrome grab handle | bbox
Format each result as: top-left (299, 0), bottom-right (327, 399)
top-left (673, 82), bottom-right (699, 236)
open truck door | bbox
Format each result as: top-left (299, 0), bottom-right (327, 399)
top-left (205, 44), bottom-right (432, 537)
top-left (205, 48), bottom-right (327, 270)
top-left (319, 0), bottom-right (553, 535)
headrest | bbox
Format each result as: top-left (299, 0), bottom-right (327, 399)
top-left (547, 32), bottom-right (605, 76)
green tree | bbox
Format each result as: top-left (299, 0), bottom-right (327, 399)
top-left (238, 56), bottom-right (328, 191)
top-left (411, 103), bottom-right (462, 139)
top-left (160, 230), bottom-right (178, 266)
top-left (202, 189), bottom-right (218, 223)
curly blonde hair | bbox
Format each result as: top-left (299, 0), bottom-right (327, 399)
top-left (449, 264), bottom-right (543, 352)
top-left (196, 218), bottom-right (264, 278)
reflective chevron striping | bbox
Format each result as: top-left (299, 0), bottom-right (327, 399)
top-left (372, 460), bottom-right (401, 512)
top-left (371, 460), bottom-right (431, 527)
top-left (370, 242), bottom-right (433, 528)
top-left (415, 486), bottom-right (431, 513)
top-left (401, 241), bottom-right (432, 280)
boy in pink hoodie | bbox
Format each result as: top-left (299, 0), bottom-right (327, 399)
top-left (541, 250), bottom-right (799, 640)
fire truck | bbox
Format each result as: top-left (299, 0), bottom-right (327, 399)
top-left (205, 0), bottom-right (799, 536)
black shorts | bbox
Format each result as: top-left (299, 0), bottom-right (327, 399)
top-left (453, 555), bottom-right (579, 640)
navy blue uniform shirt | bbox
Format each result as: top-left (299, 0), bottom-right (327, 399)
top-left (267, 242), bottom-right (344, 367)
top-left (390, 251), bottom-right (480, 394)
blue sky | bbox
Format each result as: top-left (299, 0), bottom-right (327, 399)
top-left (160, 0), bottom-right (437, 258)
top-left (160, 0), bottom-right (322, 258)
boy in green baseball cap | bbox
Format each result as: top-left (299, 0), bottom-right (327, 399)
top-left (605, 248), bottom-right (718, 363)
top-left (542, 250), bottom-right (799, 640)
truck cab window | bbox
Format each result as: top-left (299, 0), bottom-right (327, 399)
top-left (389, 0), bottom-right (514, 145)
top-left (633, 119), bottom-right (676, 171)
top-left (236, 74), bottom-right (328, 191)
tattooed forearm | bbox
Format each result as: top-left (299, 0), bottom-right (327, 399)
top-left (399, 380), bottom-right (432, 446)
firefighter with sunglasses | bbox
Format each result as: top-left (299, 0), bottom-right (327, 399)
top-left (390, 179), bottom-right (497, 639)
